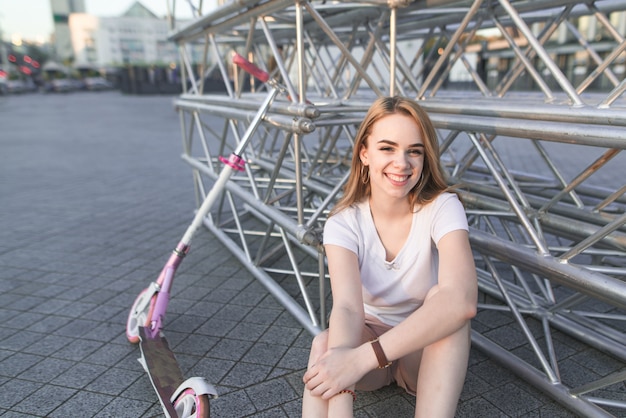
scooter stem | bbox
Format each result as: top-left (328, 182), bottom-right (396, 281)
top-left (179, 86), bottom-right (280, 246)
top-left (148, 243), bottom-right (189, 338)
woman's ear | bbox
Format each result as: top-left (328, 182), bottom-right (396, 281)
top-left (359, 145), bottom-right (368, 166)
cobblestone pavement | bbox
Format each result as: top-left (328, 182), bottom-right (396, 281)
top-left (0, 91), bottom-right (612, 417)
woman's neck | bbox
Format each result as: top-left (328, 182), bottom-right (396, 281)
top-left (368, 194), bottom-right (411, 218)
top-left (368, 194), bottom-right (413, 262)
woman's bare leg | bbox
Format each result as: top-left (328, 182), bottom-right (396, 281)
top-left (302, 330), bottom-right (330, 418)
top-left (414, 286), bottom-right (472, 417)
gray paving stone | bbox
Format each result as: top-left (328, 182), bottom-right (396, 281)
top-left (253, 405), bottom-right (291, 417)
top-left (54, 301), bottom-right (99, 319)
top-left (51, 362), bottom-right (109, 389)
top-left (140, 402), bottom-right (165, 417)
top-left (484, 326), bottom-right (529, 351)
top-left (226, 321), bottom-right (269, 342)
top-left (168, 313), bottom-right (210, 334)
top-left (78, 302), bottom-right (127, 322)
top-left (189, 356), bottom-right (236, 385)
top-left (532, 403), bottom-right (579, 418)
top-left (0, 331), bottom-right (41, 352)
top-left (92, 395), bottom-right (153, 418)
top-left (47, 391), bottom-right (114, 417)
top-left (3, 313), bottom-right (46, 332)
top-left (282, 397), bottom-right (304, 416)
top-left (174, 286), bottom-right (213, 302)
top-left (276, 346), bottom-right (310, 370)
top-left (242, 341), bottom-right (289, 366)
top-left (0, 353), bottom-right (44, 378)
top-left (16, 335), bottom-right (73, 356)
top-left (84, 366), bottom-right (143, 396)
top-left (79, 321), bottom-right (126, 343)
top-left (243, 306), bottom-right (283, 326)
top-left (53, 318), bottom-right (97, 338)
top-left (258, 323), bottom-right (302, 346)
top-left (173, 333), bottom-right (219, 357)
top-left (458, 370), bottom-right (493, 401)
top-left (0, 379), bottom-right (43, 410)
top-left (229, 289), bottom-right (268, 307)
top-left (559, 357), bottom-right (603, 388)
top-left (11, 384), bottom-right (77, 416)
top-left (211, 303), bottom-right (254, 322)
top-left (208, 338), bottom-right (254, 362)
top-left (0, 348), bottom-right (17, 363)
top-left (210, 389), bottom-right (257, 417)
top-left (485, 382), bottom-right (546, 416)
top-left (82, 342), bottom-right (136, 367)
top-left (185, 299), bottom-right (225, 318)
top-left (246, 377), bottom-right (300, 411)
top-left (0, 409), bottom-right (36, 417)
top-left (268, 366), bottom-right (299, 380)
top-left (25, 315), bottom-right (75, 334)
top-left (168, 297), bottom-right (202, 315)
top-left (221, 361), bottom-right (273, 388)
top-left (362, 394), bottom-right (415, 417)
top-left (471, 357), bottom-right (517, 387)
top-left (27, 297), bottom-right (73, 314)
top-left (571, 348), bottom-right (626, 377)
top-left (122, 374), bottom-right (162, 401)
top-left (17, 357), bottom-right (75, 383)
top-left (50, 338), bottom-right (105, 362)
top-left (0, 309), bottom-right (19, 324)
top-left (456, 396), bottom-right (507, 418)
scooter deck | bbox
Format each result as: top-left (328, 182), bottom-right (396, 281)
top-left (138, 326), bottom-right (185, 417)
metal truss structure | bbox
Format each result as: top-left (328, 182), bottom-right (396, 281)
top-left (164, 0), bottom-right (626, 415)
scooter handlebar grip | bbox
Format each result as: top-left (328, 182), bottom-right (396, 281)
top-left (232, 52), bottom-right (270, 83)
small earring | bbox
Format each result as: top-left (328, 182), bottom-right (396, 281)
top-left (361, 165), bottom-right (370, 184)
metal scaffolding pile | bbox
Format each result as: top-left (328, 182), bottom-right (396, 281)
top-left (165, 0), bottom-right (625, 415)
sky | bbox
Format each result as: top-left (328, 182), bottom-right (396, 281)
top-left (0, 0), bottom-right (186, 43)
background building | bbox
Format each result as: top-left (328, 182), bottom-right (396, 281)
top-left (69, 2), bottom-right (178, 69)
top-left (65, 1), bottom-right (214, 94)
top-left (50, 0), bottom-right (86, 64)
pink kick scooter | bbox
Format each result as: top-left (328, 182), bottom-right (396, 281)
top-left (126, 52), bottom-right (282, 418)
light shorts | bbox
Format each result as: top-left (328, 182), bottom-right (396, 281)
top-left (356, 315), bottom-right (422, 396)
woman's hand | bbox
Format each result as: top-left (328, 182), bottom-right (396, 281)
top-left (303, 345), bottom-right (369, 399)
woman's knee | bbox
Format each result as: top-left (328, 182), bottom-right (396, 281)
top-left (308, 329), bottom-right (329, 360)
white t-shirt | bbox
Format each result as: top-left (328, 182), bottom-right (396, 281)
top-left (323, 192), bottom-right (468, 326)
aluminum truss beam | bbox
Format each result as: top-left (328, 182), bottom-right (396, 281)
top-left (165, 0), bottom-right (626, 415)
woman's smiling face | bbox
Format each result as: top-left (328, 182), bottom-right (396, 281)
top-left (360, 112), bottom-right (425, 201)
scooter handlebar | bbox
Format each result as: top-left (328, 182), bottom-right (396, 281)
top-left (232, 52), bottom-right (270, 83)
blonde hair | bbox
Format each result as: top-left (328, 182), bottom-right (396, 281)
top-left (330, 96), bottom-right (449, 215)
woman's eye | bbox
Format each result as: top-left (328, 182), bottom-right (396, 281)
top-left (409, 149), bottom-right (423, 155)
top-left (380, 146), bottom-right (393, 152)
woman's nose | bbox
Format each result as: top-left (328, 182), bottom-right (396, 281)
top-left (393, 152), bottom-right (410, 168)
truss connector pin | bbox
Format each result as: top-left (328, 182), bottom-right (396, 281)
top-left (295, 118), bottom-right (316, 134)
top-left (388, 0), bottom-right (412, 8)
top-left (297, 226), bottom-right (322, 248)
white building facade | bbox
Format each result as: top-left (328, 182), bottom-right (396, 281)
top-left (69, 4), bottom-right (179, 69)
top-left (50, 0), bottom-right (86, 63)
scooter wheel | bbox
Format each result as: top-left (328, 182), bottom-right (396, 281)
top-left (126, 288), bottom-right (156, 344)
top-left (173, 388), bottom-right (211, 418)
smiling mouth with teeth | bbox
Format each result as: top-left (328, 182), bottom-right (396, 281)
top-left (387, 174), bottom-right (409, 182)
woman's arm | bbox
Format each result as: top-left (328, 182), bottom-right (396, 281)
top-left (303, 244), bottom-right (377, 405)
top-left (325, 244), bottom-right (365, 347)
top-left (373, 229), bottom-right (477, 362)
